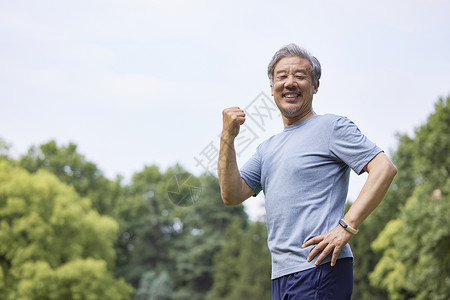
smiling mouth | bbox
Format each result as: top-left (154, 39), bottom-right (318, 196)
top-left (282, 93), bottom-right (301, 100)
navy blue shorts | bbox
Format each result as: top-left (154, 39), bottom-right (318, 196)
top-left (272, 258), bottom-right (353, 300)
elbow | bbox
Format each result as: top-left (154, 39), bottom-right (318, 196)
top-left (391, 163), bottom-right (398, 178)
top-left (368, 153), bottom-right (398, 186)
top-left (222, 198), bottom-right (236, 206)
top-left (221, 192), bottom-right (242, 207)
top-left (221, 196), bottom-right (239, 207)
top-left (387, 161), bottom-right (398, 180)
top-left (221, 193), bottom-right (231, 206)
top-left (383, 160), bottom-right (398, 184)
top-left (222, 197), bottom-right (238, 206)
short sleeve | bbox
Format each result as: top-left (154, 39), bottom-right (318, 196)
top-left (329, 117), bottom-right (383, 175)
top-left (240, 145), bottom-right (263, 195)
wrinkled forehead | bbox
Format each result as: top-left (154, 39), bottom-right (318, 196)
top-left (274, 56), bottom-right (313, 74)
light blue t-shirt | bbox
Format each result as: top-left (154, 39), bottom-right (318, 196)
top-left (240, 114), bottom-right (382, 279)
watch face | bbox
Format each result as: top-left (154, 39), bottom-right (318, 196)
top-left (339, 220), bottom-right (347, 228)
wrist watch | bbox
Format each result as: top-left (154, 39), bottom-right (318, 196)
top-left (339, 219), bottom-right (359, 235)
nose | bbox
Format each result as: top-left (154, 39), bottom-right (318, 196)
top-left (284, 75), bottom-right (297, 88)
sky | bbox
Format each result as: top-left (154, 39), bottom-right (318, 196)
top-left (1, 0), bottom-right (449, 220)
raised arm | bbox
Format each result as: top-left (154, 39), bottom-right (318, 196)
top-left (218, 107), bottom-right (255, 206)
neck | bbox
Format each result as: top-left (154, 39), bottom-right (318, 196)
top-left (282, 110), bottom-right (317, 126)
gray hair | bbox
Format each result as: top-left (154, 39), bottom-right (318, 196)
top-left (267, 43), bottom-right (321, 87)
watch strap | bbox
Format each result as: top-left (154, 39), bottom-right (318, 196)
top-left (339, 219), bottom-right (359, 235)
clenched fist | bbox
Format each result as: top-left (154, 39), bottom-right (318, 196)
top-left (222, 107), bottom-right (246, 139)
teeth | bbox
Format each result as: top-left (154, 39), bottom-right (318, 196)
top-left (285, 94), bottom-right (298, 98)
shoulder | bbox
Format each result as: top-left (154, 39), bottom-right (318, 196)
top-left (319, 113), bottom-right (348, 124)
top-left (319, 114), bottom-right (358, 130)
top-left (315, 115), bottom-right (365, 144)
top-left (305, 114), bottom-right (350, 133)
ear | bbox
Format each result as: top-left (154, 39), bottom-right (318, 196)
top-left (313, 80), bottom-right (320, 94)
top-left (271, 85), bottom-right (274, 96)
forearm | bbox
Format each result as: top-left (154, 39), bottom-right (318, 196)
top-left (218, 135), bottom-right (247, 206)
top-left (344, 152), bottom-right (397, 228)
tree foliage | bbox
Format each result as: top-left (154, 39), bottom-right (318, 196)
top-left (2, 95), bottom-right (448, 299)
top-left (115, 165), bottom-right (175, 287)
top-left (0, 138), bottom-right (11, 161)
top-left (18, 141), bottom-right (123, 217)
top-left (134, 270), bottom-right (174, 300)
top-left (351, 96), bottom-right (449, 299)
top-left (109, 163), bottom-right (248, 299)
top-left (370, 185), bottom-right (450, 299)
top-left (16, 141), bottom-right (146, 283)
top-left (351, 133), bottom-right (418, 299)
top-left (3, 140), bottom-right (249, 299)
top-left (169, 173), bottom-right (247, 300)
top-left (369, 97), bottom-right (450, 299)
top-left (0, 161), bottom-right (133, 299)
top-left (208, 219), bottom-right (271, 300)
top-left (207, 217), bottom-right (246, 300)
top-left (230, 221), bottom-right (271, 299)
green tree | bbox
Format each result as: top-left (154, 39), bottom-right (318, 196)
top-left (369, 97), bottom-right (450, 299)
top-left (16, 140), bottom-right (142, 282)
top-left (117, 165), bottom-right (177, 287)
top-left (230, 221), bottom-right (271, 300)
top-left (208, 219), bottom-right (271, 300)
top-left (370, 184), bottom-right (449, 299)
top-left (113, 164), bottom-right (247, 298)
top-left (134, 270), bottom-right (174, 300)
top-left (351, 134), bottom-right (418, 299)
top-left (0, 161), bottom-right (133, 299)
top-left (0, 138), bottom-right (11, 161)
top-left (18, 141), bottom-right (122, 216)
top-left (207, 217), bottom-right (246, 300)
top-left (169, 172), bottom-right (247, 300)
top-left (13, 258), bottom-right (132, 300)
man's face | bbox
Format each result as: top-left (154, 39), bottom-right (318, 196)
top-left (271, 56), bottom-right (319, 121)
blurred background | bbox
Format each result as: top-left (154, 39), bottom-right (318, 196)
top-left (1, 0), bottom-right (449, 299)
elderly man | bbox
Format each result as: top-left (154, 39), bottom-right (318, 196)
top-left (218, 44), bottom-right (397, 299)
